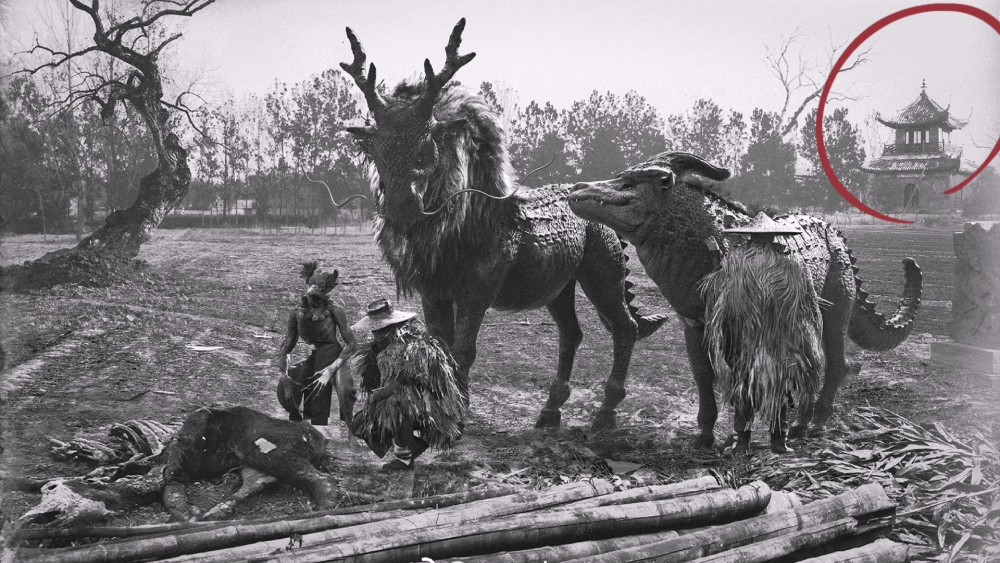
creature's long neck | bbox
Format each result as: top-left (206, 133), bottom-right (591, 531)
top-left (633, 190), bottom-right (752, 319)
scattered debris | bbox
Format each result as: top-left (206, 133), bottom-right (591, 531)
top-left (746, 406), bottom-right (1000, 561)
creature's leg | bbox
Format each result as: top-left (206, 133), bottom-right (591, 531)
top-left (163, 481), bottom-right (193, 522)
top-left (199, 468), bottom-right (278, 521)
top-left (452, 300), bottom-right (492, 405)
top-left (241, 451), bottom-right (339, 510)
top-left (684, 323), bottom-right (718, 448)
top-left (795, 264), bottom-right (855, 437)
top-left (811, 325), bottom-right (854, 432)
top-left (536, 281), bottom-right (582, 429)
top-left (422, 297), bottom-right (456, 348)
top-left (580, 278), bottom-right (638, 430)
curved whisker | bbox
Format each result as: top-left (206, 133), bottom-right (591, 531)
top-left (420, 184), bottom-right (523, 216)
top-left (305, 172), bottom-right (370, 208)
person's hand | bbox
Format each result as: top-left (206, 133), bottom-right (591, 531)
top-left (305, 360), bottom-right (342, 400)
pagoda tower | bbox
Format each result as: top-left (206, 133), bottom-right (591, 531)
top-left (862, 81), bottom-right (973, 212)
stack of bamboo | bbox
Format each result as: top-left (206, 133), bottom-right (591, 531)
top-left (8, 476), bottom-right (918, 562)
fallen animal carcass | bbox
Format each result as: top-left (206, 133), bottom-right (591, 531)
top-left (6, 406), bottom-right (348, 527)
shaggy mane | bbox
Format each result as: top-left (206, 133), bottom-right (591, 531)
top-left (370, 82), bottom-right (518, 297)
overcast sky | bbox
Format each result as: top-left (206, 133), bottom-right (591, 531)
top-left (4, 0), bottom-right (1000, 166)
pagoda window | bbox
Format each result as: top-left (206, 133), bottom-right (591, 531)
top-left (925, 130), bottom-right (930, 143)
top-left (906, 131), bottom-right (911, 144)
top-left (914, 131), bottom-right (922, 143)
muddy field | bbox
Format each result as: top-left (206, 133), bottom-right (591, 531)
top-left (1, 224), bottom-right (997, 534)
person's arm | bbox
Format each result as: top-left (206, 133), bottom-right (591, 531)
top-left (277, 311), bottom-right (298, 372)
top-left (332, 306), bottom-right (357, 367)
top-left (370, 382), bottom-right (399, 402)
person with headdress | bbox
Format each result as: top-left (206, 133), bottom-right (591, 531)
top-left (276, 261), bottom-right (357, 426)
top-left (699, 212), bottom-right (825, 455)
top-left (347, 298), bottom-right (467, 471)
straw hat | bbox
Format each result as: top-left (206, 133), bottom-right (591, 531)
top-left (351, 298), bottom-right (417, 332)
top-left (723, 212), bottom-right (803, 236)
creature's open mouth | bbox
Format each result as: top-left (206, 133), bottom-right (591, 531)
top-left (567, 189), bottom-right (641, 234)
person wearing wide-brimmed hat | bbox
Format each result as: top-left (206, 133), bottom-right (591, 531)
top-left (276, 261), bottom-right (357, 427)
top-left (347, 298), bottom-right (467, 471)
top-left (700, 211), bottom-right (822, 455)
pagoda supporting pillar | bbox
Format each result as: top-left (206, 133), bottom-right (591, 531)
top-left (931, 222), bottom-right (1000, 380)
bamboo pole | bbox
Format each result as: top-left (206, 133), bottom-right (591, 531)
top-left (9, 487), bottom-right (515, 543)
top-left (20, 479), bottom-right (614, 563)
top-left (796, 538), bottom-right (915, 562)
top-left (255, 482), bottom-right (772, 563)
top-left (561, 483), bottom-right (895, 562)
top-left (688, 518), bottom-right (864, 563)
top-left (555, 475), bottom-right (722, 510)
top-left (459, 529), bottom-right (685, 563)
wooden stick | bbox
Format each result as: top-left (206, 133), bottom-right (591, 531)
top-left (561, 483), bottom-right (895, 562)
top-left (18, 479), bottom-right (614, 563)
top-left (254, 481), bottom-right (772, 563)
top-left (555, 475), bottom-right (722, 510)
top-left (796, 538), bottom-right (916, 562)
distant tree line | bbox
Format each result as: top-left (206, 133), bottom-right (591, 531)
top-left (4, 62), bottom-right (998, 235)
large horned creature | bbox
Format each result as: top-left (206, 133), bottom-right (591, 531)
top-left (340, 19), bottom-right (667, 430)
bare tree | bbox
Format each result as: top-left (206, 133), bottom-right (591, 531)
top-left (13, 0), bottom-right (214, 264)
top-left (766, 28), bottom-right (872, 139)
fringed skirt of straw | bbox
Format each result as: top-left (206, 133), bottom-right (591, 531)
top-left (352, 327), bottom-right (468, 450)
top-left (698, 241), bottom-right (826, 431)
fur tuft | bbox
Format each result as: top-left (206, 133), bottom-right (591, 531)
top-left (370, 85), bottom-right (517, 297)
top-left (698, 242), bottom-right (825, 431)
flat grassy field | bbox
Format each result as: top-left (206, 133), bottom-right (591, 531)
top-left (1, 224), bottom-right (996, 536)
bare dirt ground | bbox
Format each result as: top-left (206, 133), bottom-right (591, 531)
top-left (1, 225), bottom-right (997, 542)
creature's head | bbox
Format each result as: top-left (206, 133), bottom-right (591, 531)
top-left (299, 261), bottom-right (339, 309)
top-left (341, 19), bottom-right (477, 224)
top-left (567, 152), bottom-right (732, 244)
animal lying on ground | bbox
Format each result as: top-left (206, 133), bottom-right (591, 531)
top-left (567, 152), bottom-right (922, 447)
top-left (339, 18), bottom-right (667, 431)
top-left (6, 406), bottom-right (344, 525)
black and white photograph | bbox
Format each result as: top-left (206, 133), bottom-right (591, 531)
top-left (1, 1), bottom-right (999, 561)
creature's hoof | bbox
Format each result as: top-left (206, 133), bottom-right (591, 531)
top-left (535, 409), bottom-right (562, 429)
top-left (693, 432), bottom-right (715, 449)
top-left (592, 410), bottom-right (617, 432)
top-left (788, 425), bottom-right (808, 440)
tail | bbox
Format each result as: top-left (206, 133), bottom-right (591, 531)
top-left (621, 239), bottom-right (669, 339)
top-left (848, 256), bottom-right (922, 352)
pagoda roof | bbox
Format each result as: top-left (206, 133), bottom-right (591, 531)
top-left (876, 86), bottom-right (968, 130)
top-left (862, 153), bottom-right (965, 175)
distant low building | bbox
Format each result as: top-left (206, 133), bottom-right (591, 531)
top-left (862, 81), bottom-right (976, 212)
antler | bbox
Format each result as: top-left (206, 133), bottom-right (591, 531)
top-left (340, 27), bottom-right (387, 118)
top-left (416, 18), bottom-right (477, 118)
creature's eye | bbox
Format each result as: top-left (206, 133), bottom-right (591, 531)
top-left (660, 173), bottom-right (675, 189)
top-left (621, 183), bottom-right (635, 190)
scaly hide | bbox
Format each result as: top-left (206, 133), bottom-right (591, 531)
top-left (698, 242), bottom-right (825, 431)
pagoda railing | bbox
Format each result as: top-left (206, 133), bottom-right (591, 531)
top-left (882, 141), bottom-right (961, 156)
